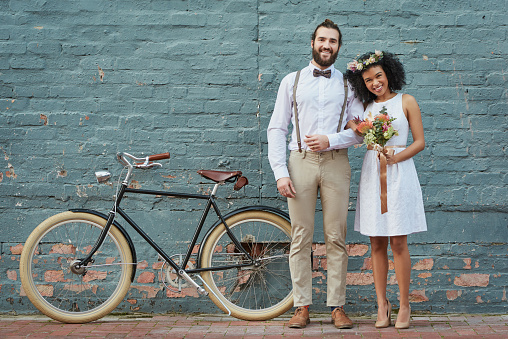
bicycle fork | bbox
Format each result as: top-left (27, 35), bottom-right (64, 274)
top-left (75, 184), bottom-right (128, 271)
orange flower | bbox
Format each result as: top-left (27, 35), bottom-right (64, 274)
top-left (375, 114), bottom-right (390, 122)
top-left (357, 120), bottom-right (373, 135)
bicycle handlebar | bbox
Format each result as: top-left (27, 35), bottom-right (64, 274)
top-left (116, 152), bottom-right (170, 169)
top-left (147, 152), bottom-right (171, 161)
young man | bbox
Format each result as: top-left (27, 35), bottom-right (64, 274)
top-left (267, 19), bottom-right (363, 329)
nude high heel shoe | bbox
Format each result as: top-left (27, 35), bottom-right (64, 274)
top-left (395, 305), bottom-right (411, 329)
top-left (375, 300), bottom-right (392, 328)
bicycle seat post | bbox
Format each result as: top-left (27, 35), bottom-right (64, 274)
top-left (211, 183), bottom-right (222, 196)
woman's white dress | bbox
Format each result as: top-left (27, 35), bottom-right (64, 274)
top-left (354, 93), bottom-right (427, 237)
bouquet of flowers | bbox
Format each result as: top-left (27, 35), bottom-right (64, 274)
top-left (353, 106), bottom-right (398, 148)
top-left (354, 106), bottom-right (399, 215)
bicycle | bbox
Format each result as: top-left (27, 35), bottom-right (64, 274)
top-left (19, 152), bottom-right (293, 323)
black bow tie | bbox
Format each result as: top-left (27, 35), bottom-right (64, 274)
top-left (313, 69), bottom-right (332, 78)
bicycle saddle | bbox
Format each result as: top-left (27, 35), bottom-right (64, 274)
top-left (197, 170), bottom-right (242, 183)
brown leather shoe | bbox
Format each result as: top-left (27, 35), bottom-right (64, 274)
top-left (288, 306), bottom-right (310, 328)
top-left (331, 307), bottom-right (353, 329)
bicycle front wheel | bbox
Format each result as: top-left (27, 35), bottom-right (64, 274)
top-left (19, 211), bottom-right (133, 323)
top-left (200, 210), bottom-right (293, 320)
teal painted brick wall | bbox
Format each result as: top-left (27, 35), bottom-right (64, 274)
top-left (0, 0), bottom-right (506, 316)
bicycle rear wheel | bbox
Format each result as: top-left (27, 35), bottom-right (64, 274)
top-left (19, 211), bottom-right (133, 323)
top-left (200, 210), bottom-right (293, 320)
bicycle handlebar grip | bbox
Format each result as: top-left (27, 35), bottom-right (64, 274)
top-left (148, 152), bottom-right (170, 161)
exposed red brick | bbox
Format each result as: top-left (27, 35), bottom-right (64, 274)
top-left (463, 258), bottom-right (472, 269)
top-left (152, 261), bottom-right (164, 270)
top-left (64, 283), bottom-right (97, 294)
top-left (40, 113), bottom-right (48, 125)
top-left (82, 270), bottom-right (107, 282)
top-left (10, 244), bottom-right (23, 255)
top-left (106, 257), bottom-right (117, 265)
top-left (166, 287), bottom-right (199, 298)
top-left (360, 257), bottom-right (394, 271)
top-left (192, 245), bottom-right (200, 254)
top-left (361, 257), bottom-right (372, 270)
top-left (312, 257), bottom-right (319, 271)
top-left (7, 270), bottom-right (17, 281)
top-left (136, 260), bottom-right (148, 269)
top-left (418, 273), bottom-right (432, 279)
top-left (312, 287), bottom-right (323, 295)
top-left (446, 290), bottom-right (462, 300)
top-left (412, 258), bottom-right (434, 270)
top-left (312, 271), bottom-right (325, 280)
top-left (129, 180), bottom-right (141, 189)
top-left (126, 299), bottom-right (137, 304)
top-left (409, 289), bottom-right (429, 302)
top-left (346, 272), bottom-right (374, 285)
top-left (20, 284), bottom-right (54, 297)
top-left (137, 271), bottom-right (155, 284)
top-left (346, 244), bottom-right (369, 256)
top-left (321, 258), bottom-right (327, 270)
top-left (81, 245), bottom-right (92, 254)
top-left (6, 164), bottom-right (17, 179)
top-left (44, 270), bottom-right (71, 282)
top-left (388, 274), bottom-right (398, 285)
top-left (454, 274), bottom-right (489, 287)
top-left (476, 295), bottom-right (484, 303)
top-left (49, 244), bottom-right (76, 255)
top-left (131, 285), bottom-right (161, 298)
top-left (312, 244), bottom-right (326, 256)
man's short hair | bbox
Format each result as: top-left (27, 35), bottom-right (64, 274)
top-left (312, 19), bottom-right (342, 47)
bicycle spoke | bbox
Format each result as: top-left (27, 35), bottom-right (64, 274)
top-left (202, 213), bottom-right (293, 318)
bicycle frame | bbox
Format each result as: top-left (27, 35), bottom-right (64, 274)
top-left (78, 180), bottom-right (256, 279)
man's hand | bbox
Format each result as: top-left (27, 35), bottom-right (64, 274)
top-left (277, 177), bottom-right (296, 198)
top-left (304, 134), bottom-right (330, 152)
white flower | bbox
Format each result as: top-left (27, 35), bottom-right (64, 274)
top-left (347, 61), bottom-right (358, 72)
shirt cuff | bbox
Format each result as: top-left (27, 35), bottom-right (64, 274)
top-left (273, 167), bottom-right (290, 182)
top-left (327, 129), bottom-right (363, 149)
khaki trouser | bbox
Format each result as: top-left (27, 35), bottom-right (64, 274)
top-left (287, 149), bottom-right (351, 307)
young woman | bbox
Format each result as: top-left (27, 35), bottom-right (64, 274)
top-left (345, 51), bottom-right (427, 329)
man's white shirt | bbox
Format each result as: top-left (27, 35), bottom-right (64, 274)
top-left (267, 62), bottom-right (364, 181)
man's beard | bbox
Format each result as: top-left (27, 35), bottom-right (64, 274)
top-left (312, 46), bottom-right (338, 68)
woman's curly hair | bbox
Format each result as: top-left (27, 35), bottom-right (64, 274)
top-left (345, 51), bottom-right (406, 104)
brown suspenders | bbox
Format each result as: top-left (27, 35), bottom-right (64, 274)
top-left (292, 70), bottom-right (348, 152)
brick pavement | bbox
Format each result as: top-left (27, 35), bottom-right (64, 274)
top-left (0, 313), bottom-right (506, 338)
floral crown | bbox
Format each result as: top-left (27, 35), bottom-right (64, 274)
top-left (347, 50), bottom-right (384, 73)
